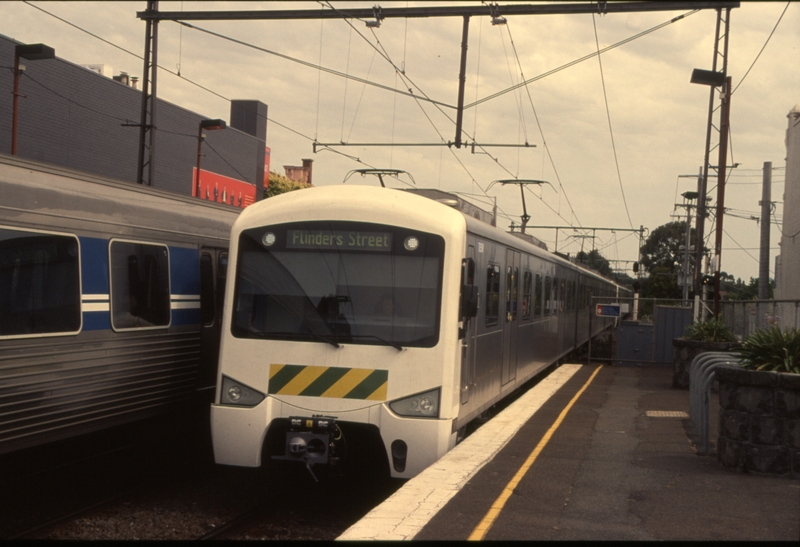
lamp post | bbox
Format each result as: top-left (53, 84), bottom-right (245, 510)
top-left (196, 118), bottom-right (226, 198)
top-left (11, 43), bottom-right (55, 155)
top-left (689, 67), bottom-right (733, 317)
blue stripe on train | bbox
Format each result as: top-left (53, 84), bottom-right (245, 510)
top-left (78, 237), bottom-right (202, 330)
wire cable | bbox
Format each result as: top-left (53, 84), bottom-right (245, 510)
top-left (731, 2), bottom-right (791, 96)
top-left (465, 9), bottom-right (700, 109)
top-left (592, 12), bottom-right (634, 230)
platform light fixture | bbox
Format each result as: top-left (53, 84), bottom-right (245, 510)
top-left (12, 43), bottom-right (55, 156)
top-left (196, 118), bottom-right (227, 198)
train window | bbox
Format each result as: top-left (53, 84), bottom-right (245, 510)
top-left (544, 276), bottom-right (551, 315)
top-left (505, 266), bottom-right (517, 322)
top-left (485, 264), bottom-right (500, 327)
top-left (200, 253), bottom-right (215, 326)
top-left (0, 227), bottom-right (81, 338)
top-left (218, 253), bottom-right (228, 280)
top-left (552, 277), bottom-right (559, 314)
top-left (534, 274), bottom-right (542, 317)
top-left (110, 240), bottom-right (170, 330)
top-left (522, 271), bottom-right (532, 320)
top-left (567, 280), bottom-right (574, 311)
top-left (513, 267), bottom-right (519, 320)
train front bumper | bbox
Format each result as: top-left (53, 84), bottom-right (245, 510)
top-left (210, 397), bottom-right (456, 479)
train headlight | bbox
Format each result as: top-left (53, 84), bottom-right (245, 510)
top-left (220, 376), bottom-right (265, 407)
top-left (388, 388), bottom-right (440, 418)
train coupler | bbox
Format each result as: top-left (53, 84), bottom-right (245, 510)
top-left (272, 415), bottom-right (342, 482)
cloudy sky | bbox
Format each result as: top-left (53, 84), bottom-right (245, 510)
top-left (2, 1), bottom-right (798, 283)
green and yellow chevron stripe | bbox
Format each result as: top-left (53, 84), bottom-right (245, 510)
top-left (268, 364), bottom-right (388, 401)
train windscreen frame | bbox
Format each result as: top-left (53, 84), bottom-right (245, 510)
top-left (232, 221), bottom-right (445, 348)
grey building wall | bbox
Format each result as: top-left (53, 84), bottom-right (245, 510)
top-left (0, 35), bottom-right (265, 197)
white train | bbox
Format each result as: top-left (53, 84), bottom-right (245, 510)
top-left (211, 185), bottom-right (626, 479)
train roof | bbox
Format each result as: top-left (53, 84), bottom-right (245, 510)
top-left (235, 183), bottom-right (627, 292)
top-left (0, 153), bottom-right (240, 243)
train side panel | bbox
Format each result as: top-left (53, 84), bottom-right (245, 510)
top-left (0, 154), bottom-right (238, 454)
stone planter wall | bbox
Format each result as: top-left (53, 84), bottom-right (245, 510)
top-left (717, 367), bottom-right (800, 478)
top-left (672, 339), bottom-right (737, 389)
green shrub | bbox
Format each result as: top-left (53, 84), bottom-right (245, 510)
top-left (738, 326), bottom-right (800, 374)
top-left (682, 318), bottom-right (737, 343)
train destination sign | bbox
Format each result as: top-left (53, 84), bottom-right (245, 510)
top-left (286, 229), bottom-right (393, 252)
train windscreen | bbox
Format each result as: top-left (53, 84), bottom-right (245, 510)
top-left (232, 221), bottom-right (445, 348)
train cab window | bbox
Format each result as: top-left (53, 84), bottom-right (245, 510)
top-left (232, 221), bottom-right (444, 348)
top-left (0, 227), bottom-right (81, 338)
top-left (521, 271), bottom-right (532, 320)
top-left (544, 276), bottom-right (551, 315)
top-left (485, 264), bottom-right (500, 327)
top-left (110, 241), bottom-right (170, 330)
top-left (534, 273), bottom-right (542, 317)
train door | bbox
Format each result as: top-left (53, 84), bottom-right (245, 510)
top-left (460, 246), bottom-right (477, 405)
top-left (198, 247), bottom-right (228, 391)
top-left (501, 249), bottom-right (520, 385)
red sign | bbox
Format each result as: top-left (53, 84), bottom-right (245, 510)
top-left (192, 168), bottom-right (256, 209)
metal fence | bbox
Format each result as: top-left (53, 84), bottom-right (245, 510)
top-left (717, 299), bottom-right (800, 339)
top-left (588, 296), bottom-right (693, 366)
top-left (587, 297), bottom-right (800, 366)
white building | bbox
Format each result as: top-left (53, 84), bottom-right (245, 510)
top-left (775, 104), bottom-right (800, 304)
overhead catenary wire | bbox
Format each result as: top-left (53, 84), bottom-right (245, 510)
top-left (16, 0), bottom-right (714, 272)
top-left (504, 23), bottom-right (583, 230)
top-left (731, 2), bottom-right (791, 96)
top-left (591, 12), bottom-right (634, 230)
top-left (465, 9), bottom-right (701, 110)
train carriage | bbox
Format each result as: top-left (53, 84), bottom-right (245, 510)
top-left (0, 154), bottom-right (239, 455)
top-left (211, 184), bottom-right (627, 480)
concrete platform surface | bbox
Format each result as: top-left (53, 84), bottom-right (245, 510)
top-left (339, 364), bottom-right (800, 541)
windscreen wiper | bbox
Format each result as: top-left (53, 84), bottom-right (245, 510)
top-left (247, 330), bottom-right (340, 348)
top-left (347, 334), bottom-right (403, 351)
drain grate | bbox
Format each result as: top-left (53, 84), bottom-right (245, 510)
top-left (645, 410), bottom-right (689, 418)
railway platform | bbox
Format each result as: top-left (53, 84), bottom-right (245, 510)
top-left (339, 363), bottom-right (800, 541)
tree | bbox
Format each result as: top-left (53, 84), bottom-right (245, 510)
top-left (723, 276), bottom-right (775, 300)
top-left (639, 220), bottom-right (697, 274)
top-left (576, 249), bottom-right (611, 276)
top-left (638, 221), bottom-right (701, 299)
top-left (641, 266), bottom-right (682, 299)
top-left (265, 171), bottom-right (311, 198)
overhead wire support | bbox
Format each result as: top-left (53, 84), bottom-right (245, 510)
top-left (137, 1), bottom-right (740, 151)
top-left (312, 141), bottom-right (537, 152)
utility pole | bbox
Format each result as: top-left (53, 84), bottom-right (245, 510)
top-left (693, 8), bottom-right (731, 300)
top-left (758, 161), bottom-right (772, 300)
top-left (712, 75), bottom-right (732, 317)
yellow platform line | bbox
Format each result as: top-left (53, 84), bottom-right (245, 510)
top-left (468, 365), bottom-right (603, 541)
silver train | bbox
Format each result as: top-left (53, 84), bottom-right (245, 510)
top-left (211, 185), bottom-right (629, 480)
top-left (0, 154), bottom-right (239, 455)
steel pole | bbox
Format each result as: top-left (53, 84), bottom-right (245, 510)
top-left (758, 161), bottom-right (772, 299)
top-left (11, 51), bottom-right (21, 155)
